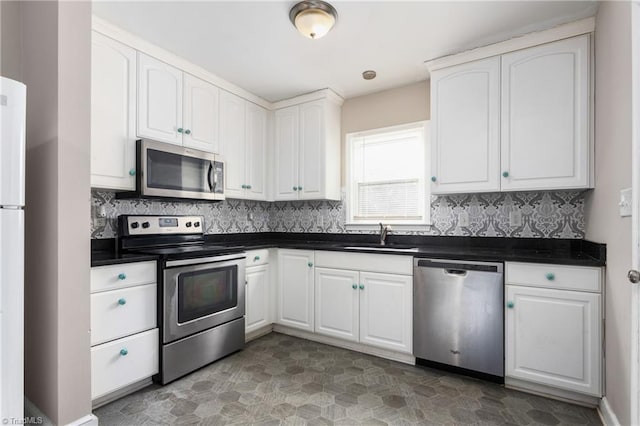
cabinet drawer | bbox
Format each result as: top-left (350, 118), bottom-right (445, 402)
top-left (245, 249), bottom-right (269, 266)
top-left (91, 261), bottom-right (156, 293)
top-left (91, 284), bottom-right (157, 346)
top-left (315, 251), bottom-right (413, 275)
top-left (505, 262), bottom-right (601, 293)
top-left (91, 328), bottom-right (159, 400)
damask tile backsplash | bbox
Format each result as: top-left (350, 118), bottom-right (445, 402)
top-left (91, 190), bottom-right (585, 239)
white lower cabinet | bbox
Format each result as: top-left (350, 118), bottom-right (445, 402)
top-left (315, 268), bottom-right (359, 342)
top-left (277, 250), bottom-right (315, 332)
top-left (505, 262), bottom-right (602, 397)
top-left (245, 250), bottom-right (271, 335)
top-left (90, 261), bottom-right (158, 404)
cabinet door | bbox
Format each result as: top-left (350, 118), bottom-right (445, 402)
top-left (501, 35), bottom-right (590, 191)
top-left (505, 285), bottom-right (601, 396)
top-left (315, 268), bottom-right (359, 342)
top-left (137, 53), bottom-right (183, 145)
top-left (277, 250), bottom-right (314, 332)
top-left (245, 264), bottom-right (270, 334)
top-left (274, 106), bottom-right (299, 200)
top-left (183, 74), bottom-right (219, 153)
top-left (359, 272), bottom-right (412, 353)
top-left (430, 57), bottom-right (501, 194)
top-left (90, 32), bottom-right (137, 190)
top-left (298, 100), bottom-right (325, 199)
top-left (245, 103), bottom-right (267, 200)
top-left (219, 90), bottom-right (246, 199)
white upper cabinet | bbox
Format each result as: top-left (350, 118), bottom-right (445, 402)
top-left (183, 73), bottom-right (219, 153)
top-left (431, 57), bottom-right (501, 194)
top-left (220, 91), bottom-right (268, 201)
top-left (430, 34), bottom-right (592, 194)
top-left (501, 35), bottom-right (591, 191)
top-left (91, 32), bottom-right (137, 190)
top-left (137, 53), bottom-right (183, 145)
top-left (273, 97), bottom-right (341, 201)
top-left (137, 53), bottom-right (220, 153)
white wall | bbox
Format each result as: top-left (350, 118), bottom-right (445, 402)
top-left (584, 2), bottom-right (633, 424)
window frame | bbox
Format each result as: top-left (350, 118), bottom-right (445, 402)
top-left (345, 120), bottom-right (431, 231)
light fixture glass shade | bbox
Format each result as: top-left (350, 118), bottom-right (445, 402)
top-left (294, 8), bottom-right (335, 39)
top-left (290, 1), bottom-right (338, 40)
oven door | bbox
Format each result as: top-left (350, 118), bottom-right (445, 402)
top-left (140, 139), bottom-right (224, 201)
top-left (163, 254), bottom-right (245, 344)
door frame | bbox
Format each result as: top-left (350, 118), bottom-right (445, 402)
top-left (632, 2), bottom-right (640, 425)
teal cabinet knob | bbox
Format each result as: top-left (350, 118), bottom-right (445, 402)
top-left (184, 129), bottom-right (191, 135)
top-left (293, 186), bottom-right (298, 191)
top-left (117, 298), bottom-right (126, 306)
top-left (120, 348), bottom-right (128, 356)
top-left (254, 255), bottom-right (260, 261)
top-left (247, 184), bottom-right (252, 189)
top-left (118, 273), bottom-right (126, 280)
top-left (431, 176), bottom-right (437, 182)
top-left (241, 184), bottom-right (247, 189)
top-left (308, 262), bottom-right (313, 267)
top-left (545, 272), bottom-right (555, 281)
top-left (502, 171), bottom-right (509, 178)
top-left (352, 284), bottom-right (358, 289)
top-left (359, 284), bottom-right (365, 290)
top-left (129, 169), bottom-right (136, 176)
top-left (177, 128), bottom-right (184, 133)
top-left (507, 301), bottom-right (514, 309)
top-left (298, 186), bottom-right (303, 191)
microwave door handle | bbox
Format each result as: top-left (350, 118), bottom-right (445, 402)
top-left (212, 162), bottom-right (219, 192)
top-left (207, 161), bottom-right (214, 192)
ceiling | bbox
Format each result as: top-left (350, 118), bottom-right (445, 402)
top-left (92, 1), bottom-right (598, 103)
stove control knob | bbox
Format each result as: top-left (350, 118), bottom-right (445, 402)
top-left (130, 222), bottom-right (139, 229)
top-left (142, 222), bottom-right (150, 229)
top-left (194, 221), bottom-right (200, 228)
top-left (186, 222), bottom-right (192, 228)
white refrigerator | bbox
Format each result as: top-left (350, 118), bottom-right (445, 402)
top-left (0, 76), bottom-right (26, 423)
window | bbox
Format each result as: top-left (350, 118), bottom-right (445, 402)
top-left (346, 121), bottom-right (430, 229)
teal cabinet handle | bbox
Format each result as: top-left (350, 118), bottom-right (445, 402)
top-left (118, 273), bottom-right (126, 280)
top-left (129, 169), bottom-right (136, 176)
top-left (308, 262), bottom-right (313, 267)
top-left (293, 186), bottom-right (298, 191)
top-left (507, 301), bottom-right (514, 309)
top-left (352, 284), bottom-right (358, 289)
top-left (431, 176), bottom-right (437, 182)
top-left (545, 272), bottom-right (555, 281)
top-left (117, 298), bottom-right (126, 306)
top-left (247, 184), bottom-right (252, 189)
top-left (120, 348), bottom-right (128, 356)
top-left (298, 186), bottom-right (303, 191)
top-left (184, 129), bottom-right (191, 135)
top-left (502, 171), bottom-right (509, 178)
top-left (177, 128), bottom-right (184, 133)
top-left (241, 184), bottom-right (246, 189)
top-left (359, 284), bottom-right (365, 290)
top-left (254, 255), bottom-right (260, 261)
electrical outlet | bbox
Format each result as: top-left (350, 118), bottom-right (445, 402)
top-left (94, 217), bottom-right (106, 227)
top-left (248, 212), bottom-right (254, 221)
top-left (97, 206), bottom-right (107, 218)
top-left (509, 210), bottom-right (522, 227)
top-left (458, 212), bottom-right (469, 227)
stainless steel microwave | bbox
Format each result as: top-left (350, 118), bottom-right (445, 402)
top-left (117, 139), bottom-right (225, 201)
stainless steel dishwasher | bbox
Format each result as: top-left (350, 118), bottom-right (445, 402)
top-left (413, 258), bottom-right (504, 382)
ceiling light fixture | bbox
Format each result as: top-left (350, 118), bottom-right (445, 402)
top-left (289, 0), bottom-right (338, 40)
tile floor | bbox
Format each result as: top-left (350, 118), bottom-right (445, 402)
top-left (94, 332), bottom-right (602, 425)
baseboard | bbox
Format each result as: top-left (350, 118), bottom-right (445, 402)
top-left (505, 377), bottom-right (600, 407)
top-left (598, 397), bottom-right (621, 426)
top-left (273, 324), bottom-right (415, 365)
top-left (91, 377), bottom-right (154, 409)
top-left (24, 398), bottom-right (54, 426)
top-left (66, 414), bottom-right (99, 426)
top-left (245, 324), bottom-right (274, 342)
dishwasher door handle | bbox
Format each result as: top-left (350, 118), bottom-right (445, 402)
top-left (444, 269), bottom-right (468, 277)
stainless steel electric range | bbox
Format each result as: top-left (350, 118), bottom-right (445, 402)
top-left (118, 215), bottom-right (246, 384)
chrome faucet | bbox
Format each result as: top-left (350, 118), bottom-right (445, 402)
top-left (379, 223), bottom-right (391, 245)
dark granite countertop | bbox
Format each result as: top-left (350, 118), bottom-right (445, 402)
top-left (92, 233), bottom-right (606, 267)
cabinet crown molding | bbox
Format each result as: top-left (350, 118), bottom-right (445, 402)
top-left (424, 16), bottom-right (595, 73)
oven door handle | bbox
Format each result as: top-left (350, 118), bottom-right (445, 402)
top-left (207, 161), bottom-right (214, 192)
